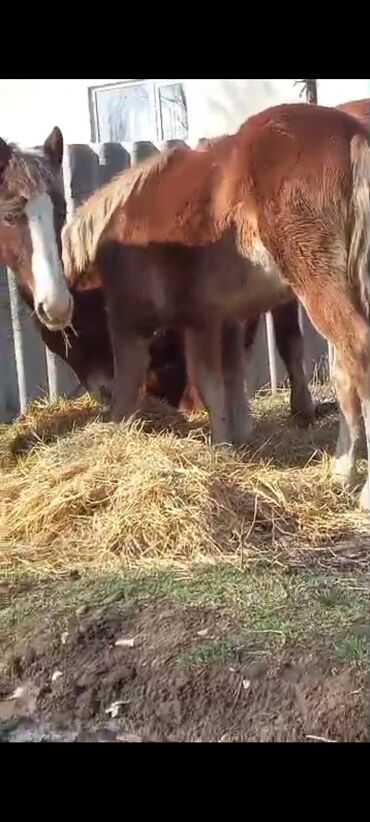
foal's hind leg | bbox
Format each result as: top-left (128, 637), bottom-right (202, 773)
top-left (222, 320), bottom-right (253, 446)
top-left (332, 334), bottom-right (369, 510)
top-left (332, 350), bottom-right (363, 489)
top-left (300, 288), bottom-right (370, 510)
top-left (185, 323), bottom-right (231, 444)
top-left (360, 401), bottom-right (370, 510)
top-left (110, 330), bottom-right (151, 423)
top-left (271, 301), bottom-right (315, 427)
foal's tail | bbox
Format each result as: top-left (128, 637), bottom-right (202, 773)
top-left (348, 134), bottom-right (370, 317)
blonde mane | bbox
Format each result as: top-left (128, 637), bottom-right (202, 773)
top-left (62, 149), bottom-right (176, 283)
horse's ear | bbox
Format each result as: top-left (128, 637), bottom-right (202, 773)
top-left (43, 126), bottom-right (64, 169)
top-left (0, 137), bottom-right (12, 181)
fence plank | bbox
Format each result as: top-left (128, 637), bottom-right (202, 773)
top-left (63, 144), bottom-right (100, 220)
top-left (6, 269), bottom-right (28, 414)
top-left (265, 312), bottom-right (278, 393)
top-left (95, 142), bottom-right (130, 185)
top-left (45, 349), bottom-right (58, 401)
top-left (130, 141), bottom-right (159, 164)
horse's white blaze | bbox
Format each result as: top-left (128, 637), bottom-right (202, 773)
top-left (25, 192), bottom-right (71, 324)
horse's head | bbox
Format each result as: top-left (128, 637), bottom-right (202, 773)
top-left (0, 127), bottom-right (73, 331)
top-left (63, 287), bottom-right (114, 403)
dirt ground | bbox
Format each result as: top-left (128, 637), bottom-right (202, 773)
top-left (0, 389), bottom-right (368, 742)
top-left (0, 591), bottom-right (367, 742)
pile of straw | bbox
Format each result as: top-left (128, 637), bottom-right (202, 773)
top-left (0, 392), bottom-right (368, 576)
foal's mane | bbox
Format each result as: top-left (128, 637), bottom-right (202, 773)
top-left (62, 149), bottom-right (178, 282)
top-left (0, 145), bottom-right (54, 223)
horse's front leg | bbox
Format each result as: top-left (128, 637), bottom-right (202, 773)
top-left (109, 328), bottom-right (151, 423)
top-left (185, 322), bottom-right (231, 445)
top-left (271, 300), bottom-right (315, 427)
top-left (222, 320), bottom-right (253, 446)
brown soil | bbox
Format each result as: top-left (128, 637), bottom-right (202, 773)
top-left (0, 597), bottom-right (367, 743)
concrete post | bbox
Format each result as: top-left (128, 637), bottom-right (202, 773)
top-left (265, 312), bottom-right (278, 393)
top-left (6, 269), bottom-right (28, 414)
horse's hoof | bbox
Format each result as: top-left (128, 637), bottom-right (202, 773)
top-left (231, 426), bottom-right (254, 447)
top-left (331, 456), bottom-right (358, 491)
top-left (232, 433), bottom-right (254, 448)
top-left (99, 405), bottom-right (112, 423)
top-left (293, 410), bottom-right (315, 428)
top-left (291, 397), bottom-right (315, 428)
top-left (359, 480), bottom-right (370, 511)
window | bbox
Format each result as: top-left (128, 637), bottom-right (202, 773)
top-left (89, 79), bottom-right (188, 144)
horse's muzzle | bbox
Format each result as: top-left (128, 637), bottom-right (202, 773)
top-left (35, 293), bottom-right (74, 331)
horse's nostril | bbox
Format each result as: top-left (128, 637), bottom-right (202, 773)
top-left (36, 302), bottom-right (49, 324)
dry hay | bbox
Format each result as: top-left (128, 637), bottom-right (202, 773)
top-left (0, 390), bottom-right (368, 577)
top-left (0, 394), bottom-right (101, 467)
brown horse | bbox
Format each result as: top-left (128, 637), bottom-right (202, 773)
top-left (192, 107), bottom-right (370, 422)
top-left (0, 128), bottom-right (73, 330)
top-left (187, 135), bottom-right (314, 424)
top-left (62, 102), bottom-right (370, 510)
top-left (1, 130), bottom-right (182, 407)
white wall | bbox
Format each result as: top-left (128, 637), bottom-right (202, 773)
top-left (317, 79), bottom-right (369, 106)
top-left (0, 79), bottom-right (128, 146)
top-left (184, 79), bottom-right (301, 143)
top-left (1, 79), bottom-right (368, 148)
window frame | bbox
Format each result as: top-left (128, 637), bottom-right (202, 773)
top-left (88, 78), bottom-right (188, 143)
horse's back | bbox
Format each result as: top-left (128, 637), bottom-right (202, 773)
top-left (336, 98), bottom-right (370, 129)
top-left (236, 102), bottom-right (368, 199)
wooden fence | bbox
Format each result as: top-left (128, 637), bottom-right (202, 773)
top-left (0, 139), bottom-right (329, 423)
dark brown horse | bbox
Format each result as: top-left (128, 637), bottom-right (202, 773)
top-left (62, 102), bottom-right (370, 509)
top-left (18, 276), bottom-right (313, 420)
top-left (0, 128), bottom-right (73, 330)
top-left (16, 279), bottom-right (187, 406)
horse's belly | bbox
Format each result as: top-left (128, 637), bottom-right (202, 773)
top-left (237, 261), bottom-right (293, 315)
top-left (201, 256), bottom-right (293, 318)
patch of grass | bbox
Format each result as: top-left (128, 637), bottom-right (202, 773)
top-left (0, 564), bottom-right (368, 672)
top-left (178, 639), bottom-right (245, 669)
top-left (335, 633), bottom-right (369, 665)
